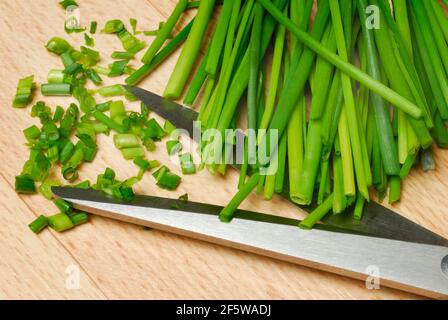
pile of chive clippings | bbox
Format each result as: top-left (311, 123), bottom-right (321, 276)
top-left (14, 0), bottom-right (202, 234)
top-left (12, 0), bottom-right (448, 234)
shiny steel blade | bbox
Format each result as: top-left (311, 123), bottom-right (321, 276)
top-left (126, 86), bottom-right (448, 247)
top-left (53, 187), bottom-right (448, 299)
top-left (126, 86), bottom-right (198, 139)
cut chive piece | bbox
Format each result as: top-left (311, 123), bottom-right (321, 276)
top-left (114, 134), bottom-right (140, 149)
top-left (108, 60), bottom-right (130, 77)
top-left (121, 147), bottom-right (144, 160)
top-left (109, 100), bottom-right (125, 119)
top-left (69, 212), bottom-right (89, 226)
top-left (219, 173), bottom-right (260, 223)
top-left (84, 33), bottom-right (94, 47)
top-left (126, 19), bottom-right (195, 86)
top-left (133, 157), bottom-right (152, 171)
top-left (54, 198), bottom-right (73, 214)
top-left (28, 215), bottom-right (49, 234)
top-left (92, 110), bottom-right (127, 133)
top-left (142, 0), bottom-right (188, 64)
top-left (15, 175), bottom-right (36, 194)
top-left (23, 125), bottom-right (40, 141)
top-left (13, 75), bottom-right (35, 108)
top-left (164, 120), bottom-right (177, 135)
top-left (85, 69), bottom-right (102, 85)
top-left (152, 166), bottom-right (181, 190)
top-left (41, 83), bottom-right (72, 96)
top-left (47, 69), bottom-right (65, 84)
top-left (46, 37), bottom-right (71, 55)
top-left (166, 140), bottom-right (183, 155)
top-left (204, 0), bottom-right (233, 77)
top-left (299, 194), bottom-right (334, 230)
top-left (143, 119), bottom-right (166, 140)
top-left (98, 84), bottom-right (126, 97)
top-left (112, 51), bottom-right (135, 60)
top-left (101, 20), bottom-right (125, 34)
top-left (117, 29), bottom-right (145, 53)
top-left (353, 193), bottom-right (366, 221)
top-left (48, 213), bottom-right (74, 232)
top-left (92, 65), bottom-right (110, 76)
top-left (130, 18), bottom-right (139, 35)
top-left (164, 0), bottom-right (216, 99)
top-left (179, 153), bottom-right (196, 174)
top-left (90, 21), bottom-right (97, 34)
top-left (39, 180), bottom-right (60, 200)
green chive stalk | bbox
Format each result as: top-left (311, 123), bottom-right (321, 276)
top-left (389, 176), bottom-right (401, 204)
top-left (183, 45), bottom-right (212, 106)
top-left (287, 95), bottom-right (305, 203)
top-left (372, 4), bottom-right (433, 149)
top-left (338, 107), bottom-right (356, 197)
top-left (310, 24), bottom-right (337, 120)
top-left (126, 19), bottom-right (194, 86)
top-left (205, 0), bottom-right (234, 77)
top-left (257, 23), bottom-right (285, 144)
top-left (142, 0), bottom-right (187, 64)
top-left (299, 193), bottom-right (334, 230)
top-left (274, 133), bottom-right (287, 193)
top-left (330, 0), bottom-right (369, 200)
top-left (333, 147), bottom-right (347, 214)
top-left (219, 173), bottom-right (260, 222)
top-left (357, 0), bottom-right (400, 175)
top-left (164, 0), bottom-right (216, 99)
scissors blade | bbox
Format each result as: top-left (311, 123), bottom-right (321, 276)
top-left (126, 86), bottom-right (448, 247)
top-left (53, 187), bottom-right (448, 299)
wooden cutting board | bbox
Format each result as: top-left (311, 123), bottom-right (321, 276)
top-left (0, 0), bottom-right (447, 300)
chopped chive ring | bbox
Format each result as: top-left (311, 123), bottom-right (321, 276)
top-left (54, 198), bottom-right (73, 214)
top-left (28, 215), bottom-right (49, 234)
top-left (153, 166), bottom-right (181, 190)
top-left (46, 37), bottom-right (71, 55)
top-left (114, 134), bottom-right (140, 149)
top-left (121, 147), bottom-right (144, 160)
top-left (90, 21), bottom-right (97, 34)
top-left (166, 140), bottom-right (183, 155)
top-left (48, 213), bottom-right (74, 232)
top-left (41, 83), bottom-right (72, 96)
top-left (179, 153), bottom-right (196, 174)
top-left (13, 75), bottom-right (35, 108)
top-left (70, 212), bottom-right (89, 226)
top-left (15, 175), bottom-right (36, 194)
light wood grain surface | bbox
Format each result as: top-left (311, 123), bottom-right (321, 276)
top-left (0, 0), bottom-right (447, 300)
